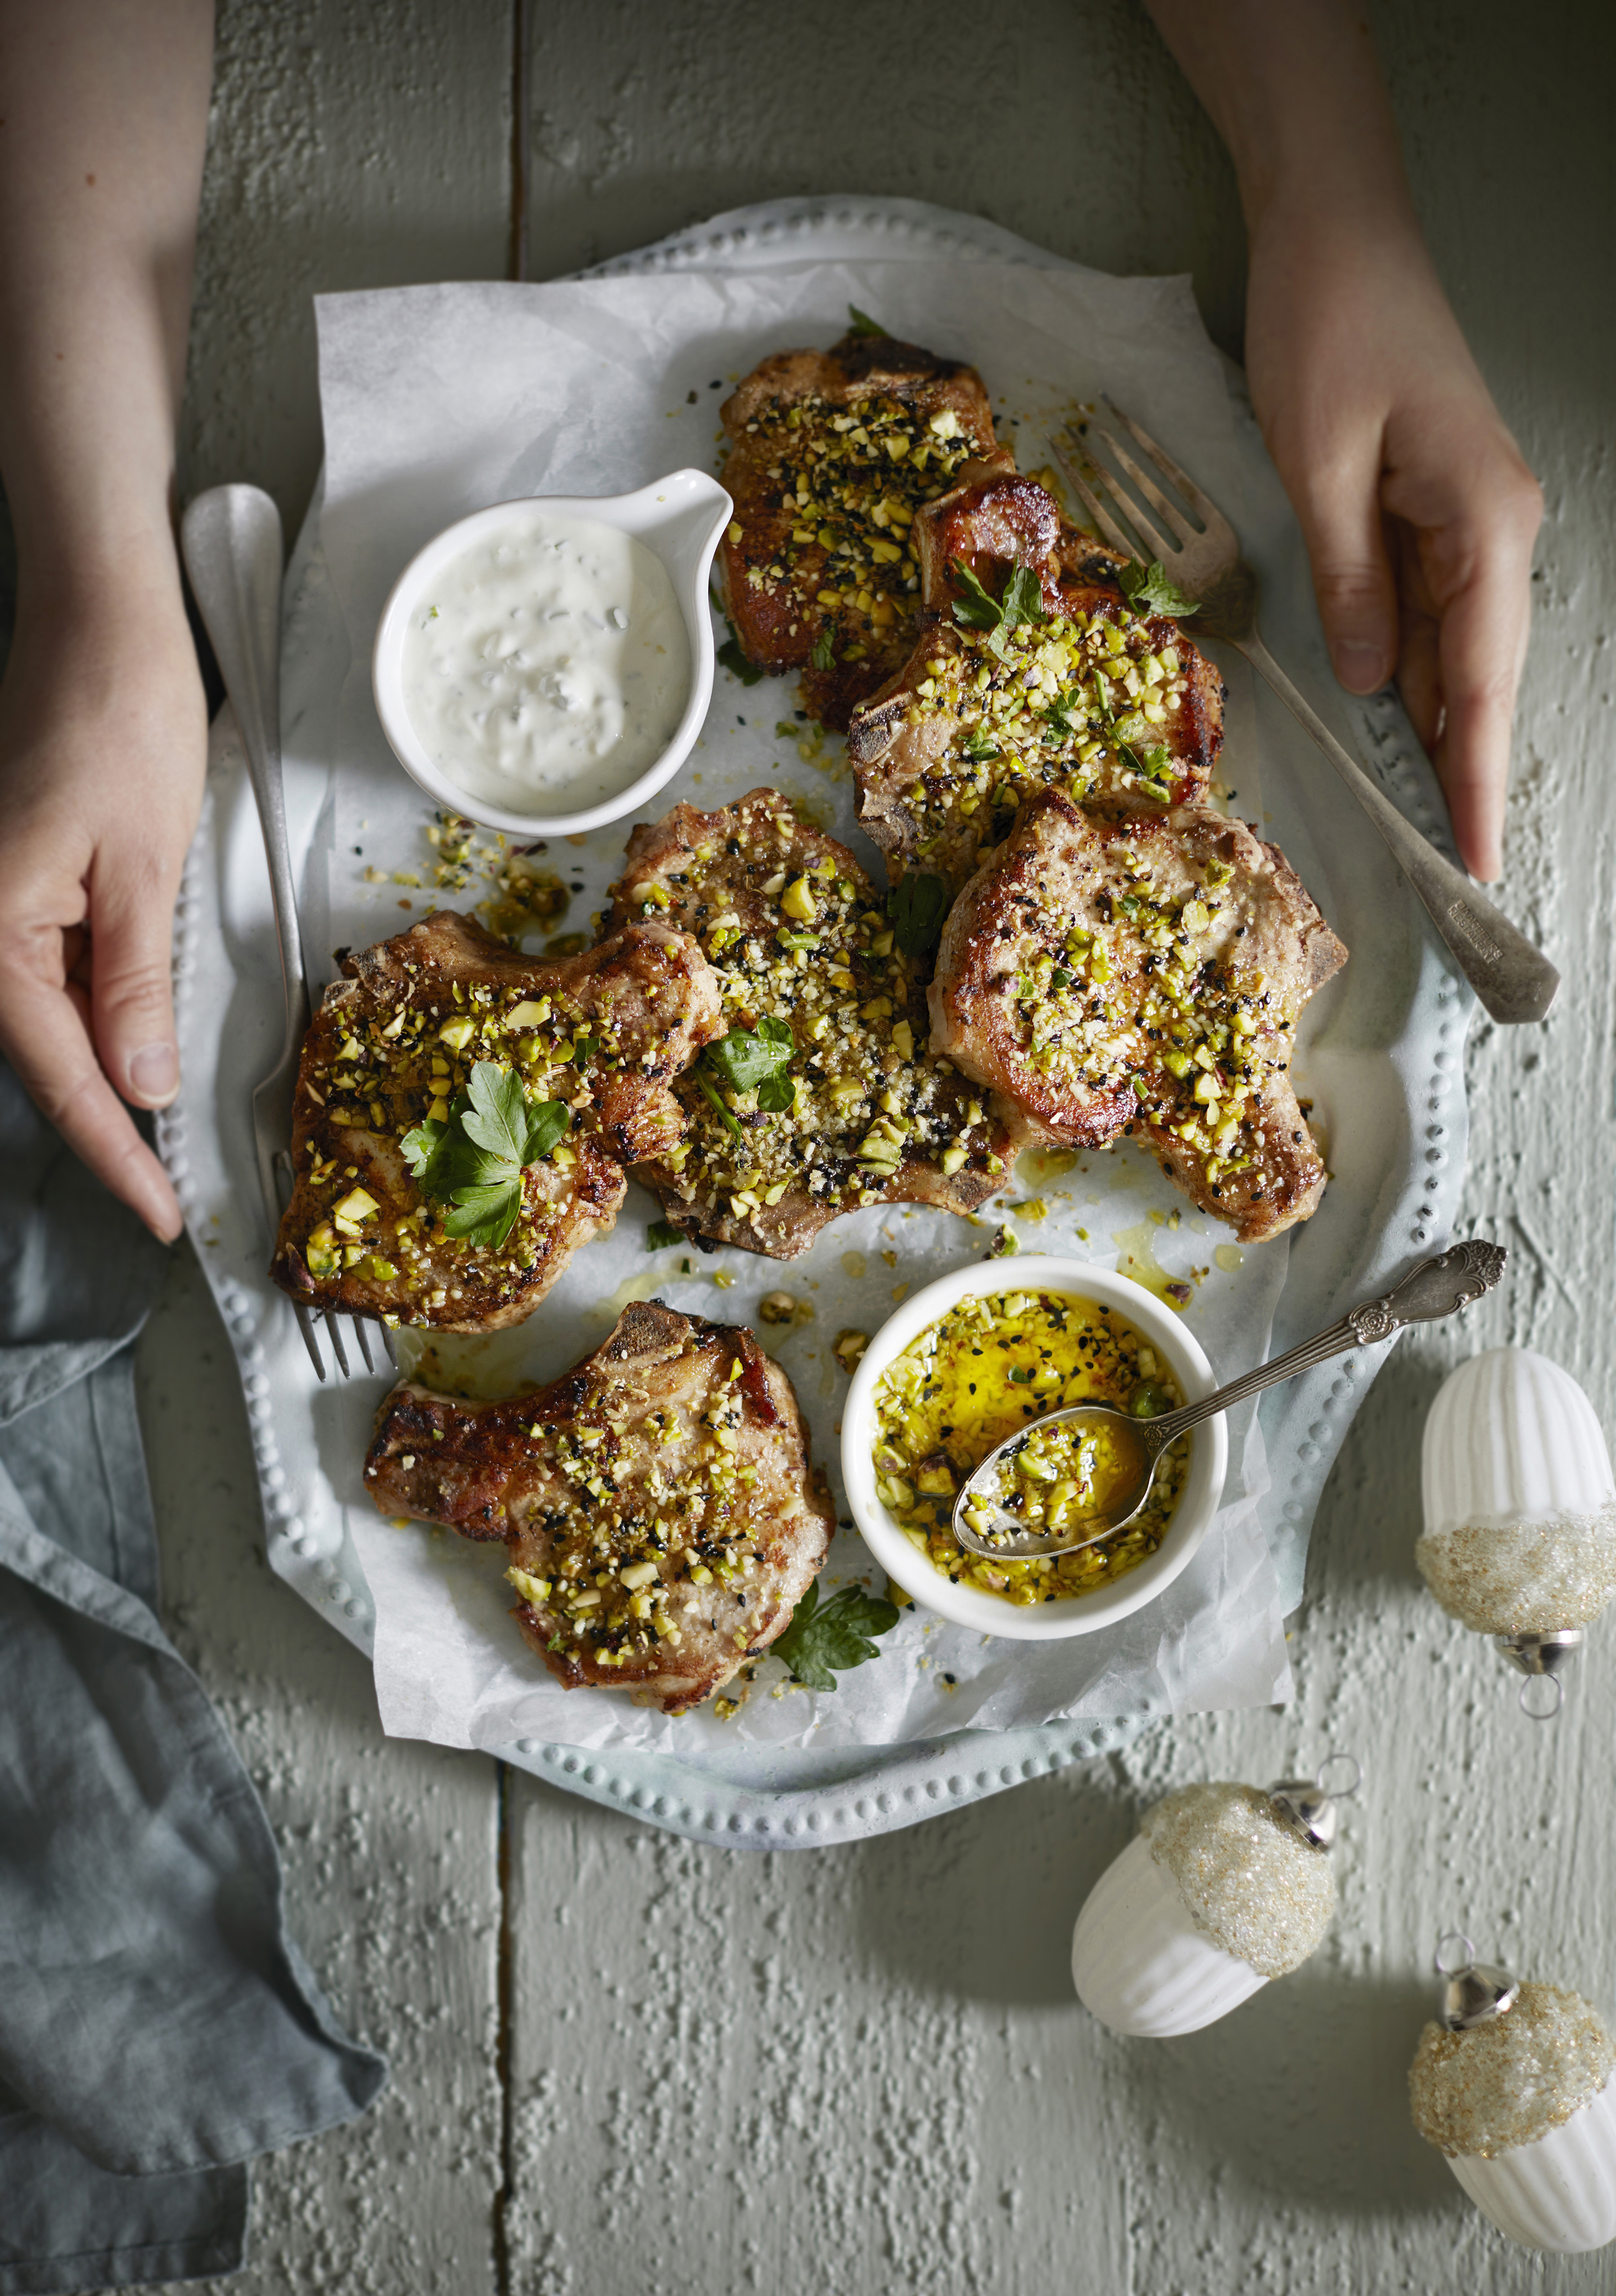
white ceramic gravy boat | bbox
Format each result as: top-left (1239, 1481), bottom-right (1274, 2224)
top-left (371, 467), bottom-right (732, 839)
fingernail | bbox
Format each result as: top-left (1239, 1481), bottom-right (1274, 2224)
top-left (129, 1042), bottom-right (180, 1103)
top-left (1332, 642), bottom-right (1390, 695)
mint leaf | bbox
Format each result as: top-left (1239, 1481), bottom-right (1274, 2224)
top-left (950, 556), bottom-right (1047, 662)
top-left (948, 558), bottom-right (1003, 632)
top-left (811, 626), bottom-right (835, 672)
top-left (717, 615), bottom-right (764, 685)
top-left (774, 1580), bottom-right (901, 1692)
top-left (1042, 691), bottom-right (1087, 741)
top-left (756, 1071), bottom-right (795, 1114)
top-left (706, 1019), bottom-right (794, 1092)
top-left (646, 1220), bottom-right (685, 1251)
top-left (846, 304), bottom-right (886, 337)
top-left (1000, 563), bottom-right (1047, 631)
top-left (961, 728), bottom-right (1000, 762)
top-left (1118, 559), bottom-right (1200, 617)
top-left (890, 872), bottom-right (948, 957)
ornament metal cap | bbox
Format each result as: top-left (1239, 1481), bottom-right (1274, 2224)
top-left (1436, 1931), bottom-right (1521, 2029)
top-left (1266, 1753), bottom-right (1360, 1850)
top-left (1495, 1629), bottom-right (1583, 1721)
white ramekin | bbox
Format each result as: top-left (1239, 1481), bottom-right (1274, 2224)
top-left (371, 468), bottom-right (732, 838)
top-left (841, 1254), bottom-right (1228, 1639)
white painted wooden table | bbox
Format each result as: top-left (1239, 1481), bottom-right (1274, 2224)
top-left (130, 4), bottom-right (1615, 2289)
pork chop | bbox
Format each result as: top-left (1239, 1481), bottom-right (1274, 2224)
top-left (848, 467), bottom-right (1225, 897)
top-left (270, 910), bottom-right (721, 1332)
top-left (929, 790), bottom-right (1347, 1241)
top-left (364, 1300), bottom-right (834, 1714)
top-left (607, 789), bottom-right (1019, 1257)
top-left (716, 328), bottom-right (1010, 728)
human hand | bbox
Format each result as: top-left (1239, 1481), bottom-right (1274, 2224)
top-left (0, 581), bottom-right (206, 1240)
top-left (1243, 212), bottom-right (1541, 883)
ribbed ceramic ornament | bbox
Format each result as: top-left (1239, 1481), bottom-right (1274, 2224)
top-left (1419, 1349), bottom-right (1616, 1712)
top-left (1071, 1768), bottom-right (1352, 2039)
top-left (1411, 1949), bottom-right (1616, 2253)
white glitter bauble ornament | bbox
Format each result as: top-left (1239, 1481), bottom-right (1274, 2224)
top-left (1410, 1936), bottom-right (1616, 2252)
top-left (1071, 1758), bottom-right (1356, 2038)
top-left (1420, 1349), bottom-right (1616, 1716)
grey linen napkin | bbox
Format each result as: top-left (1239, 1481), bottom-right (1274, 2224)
top-left (0, 1063), bottom-right (387, 2292)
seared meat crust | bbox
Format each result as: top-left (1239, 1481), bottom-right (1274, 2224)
top-left (608, 789), bottom-right (1018, 1258)
top-left (930, 790), bottom-right (1346, 1241)
top-left (849, 467), bottom-right (1225, 894)
top-left (364, 1301), bottom-right (834, 1713)
top-left (716, 330), bottom-right (1009, 728)
top-left (271, 910), bottom-right (721, 1332)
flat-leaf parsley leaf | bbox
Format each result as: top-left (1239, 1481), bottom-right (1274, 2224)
top-left (773, 1579), bottom-right (900, 1691)
top-left (401, 1060), bottom-right (569, 1250)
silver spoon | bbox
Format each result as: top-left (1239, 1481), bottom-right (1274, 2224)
top-left (951, 1239), bottom-right (1506, 1562)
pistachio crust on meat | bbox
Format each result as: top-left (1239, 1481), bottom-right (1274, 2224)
top-left (930, 790), bottom-right (1346, 1241)
top-left (717, 329), bottom-right (1009, 727)
top-left (364, 1301), bottom-right (834, 1714)
top-left (271, 909), bottom-right (721, 1331)
top-left (608, 788), bottom-right (1018, 1259)
top-left (849, 467), bottom-right (1225, 896)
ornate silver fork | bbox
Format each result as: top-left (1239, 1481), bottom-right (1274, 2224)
top-left (181, 484), bottom-right (380, 1383)
top-left (1052, 404), bottom-right (1558, 1026)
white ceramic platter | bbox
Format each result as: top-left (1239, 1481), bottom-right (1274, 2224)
top-left (160, 196), bottom-right (1472, 1846)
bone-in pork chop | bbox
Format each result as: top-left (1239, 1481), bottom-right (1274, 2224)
top-left (364, 1301), bottom-right (833, 1713)
top-left (607, 788), bottom-right (1018, 1258)
top-left (271, 910), bottom-right (720, 1332)
top-left (848, 467), bottom-right (1225, 897)
top-left (929, 790), bottom-right (1347, 1241)
top-left (716, 329), bottom-right (1010, 727)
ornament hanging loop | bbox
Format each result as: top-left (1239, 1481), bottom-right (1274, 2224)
top-left (1496, 1629), bottom-right (1582, 1721)
top-left (1315, 1752), bottom-right (1362, 1802)
top-left (1435, 1931), bottom-right (1476, 1979)
top-left (1433, 1929), bottom-right (1520, 2029)
top-left (1520, 1673), bottom-right (1565, 1721)
top-left (1267, 1751), bottom-right (1360, 1850)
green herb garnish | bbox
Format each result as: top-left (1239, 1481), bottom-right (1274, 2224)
top-left (717, 613), bottom-right (764, 686)
top-left (846, 304), bottom-right (887, 338)
top-left (774, 1579), bottom-right (900, 1691)
top-left (646, 1220), bottom-right (685, 1251)
top-left (950, 556), bottom-right (1047, 662)
top-left (1118, 559), bottom-right (1200, 617)
top-left (810, 626), bottom-right (836, 672)
top-left (889, 872), bottom-right (948, 957)
top-left (401, 1060), bottom-right (569, 1249)
top-left (696, 1018), bottom-right (796, 1134)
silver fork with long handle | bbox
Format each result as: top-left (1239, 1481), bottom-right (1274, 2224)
top-left (1052, 405), bottom-right (1558, 1026)
top-left (181, 483), bottom-right (377, 1381)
